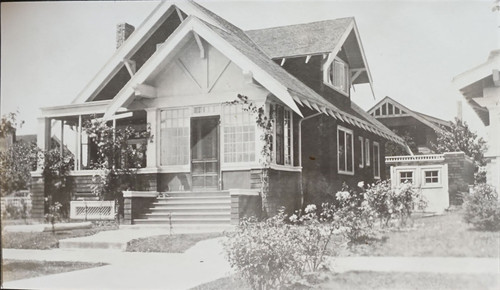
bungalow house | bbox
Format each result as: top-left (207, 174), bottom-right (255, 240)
top-left (368, 96), bottom-right (452, 155)
top-left (453, 50), bottom-right (500, 192)
top-left (30, 0), bottom-right (405, 225)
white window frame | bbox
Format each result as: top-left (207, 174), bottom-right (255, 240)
top-left (159, 107), bottom-right (191, 171)
top-left (337, 125), bottom-right (354, 175)
top-left (422, 168), bottom-right (442, 188)
top-left (373, 141), bottom-right (380, 179)
top-left (324, 57), bottom-right (349, 96)
top-left (365, 138), bottom-right (370, 166)
top-left (398, 170), bottom-right (415, 185)
top-left (358, 136), bottom-right (364, 168)
top-left (270, 103), bottom-right (294, 167)
top-left (222, 104), bottom-right (257, 166)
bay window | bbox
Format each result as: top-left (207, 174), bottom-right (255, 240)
top-left (337, 126), bottom-right (354, 174)
top-left (358, 136), bottom-right (364, 168)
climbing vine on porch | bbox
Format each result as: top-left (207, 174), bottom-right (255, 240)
top-left (225, 94), bottom-right (274, 216)
top-left (83, 118), bottom-right (152, 219)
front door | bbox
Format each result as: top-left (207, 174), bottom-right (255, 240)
top-left (191, 116), bottom-right (220, 190)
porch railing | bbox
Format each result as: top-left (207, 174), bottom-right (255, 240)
top-left (386, 154), bottom-right (445, 164)
top-left (70, 200), bottom-right (115, 220)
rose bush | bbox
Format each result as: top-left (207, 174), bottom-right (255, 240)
top-left (463, 183), bottom-right (500, 231)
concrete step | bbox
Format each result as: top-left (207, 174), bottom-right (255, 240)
top-left (133, 218), bottom-right (230, 225)
top-left (59, 239), bottom-right (125, 251)
top-left (120, 224), bottom-right (235, 233)
top-left (154, 196), bottom-right (230, 204)
top-left (141, 212), bottom-right (230, 219)
top-left (148, 206), bottom-right (230, 213)
top-left (159, 191), bottom-right (230, 198)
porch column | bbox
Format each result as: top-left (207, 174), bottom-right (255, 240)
top-left (145, 108), bottom-right (158, 168)
top-left (60, 120), bottom-right (65, 158)
top-left (36, 117), bottom-right (51, 170)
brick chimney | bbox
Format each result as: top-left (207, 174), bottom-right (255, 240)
top-left (116, 23), bottom-right (135, 49)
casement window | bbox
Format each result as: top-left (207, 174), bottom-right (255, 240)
top-left (337, 126), bottom-right (354, 175)
top-left (365, 139), bottom-right (370, 166)
top-left (270, 103), bottom-right (293, 166)
top-left (358, 136), bottom-right (364, 168)
top-left (373, 141), bottom-right (380, 179)
top-left (160, 108), bottom-right (190, 166)
top-left (399, 171), bottom-right (414, 184)
top-left (326, 58), bottom-right (349, 95)
top-left (223, 104), bottom-right (255, 163)
top-left (423, 170), bottom-right (440, 185)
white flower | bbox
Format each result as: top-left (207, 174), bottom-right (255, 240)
top-left (289, 214), bottom-right (298, 223)
top-left (357, 181), bottom-right (365, 188)
top-left (305, 204), bottom-right (317, 214)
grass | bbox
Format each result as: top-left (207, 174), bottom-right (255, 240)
top-left (126, 232), bottom-right (222, 253)
top-left (2, 222), bottom-right (118, 250)
top-left (339, 209), bottom-right (499, 257)
top-left (191, 272), bottom-right (500, 290)
top-left (1, 259), bottom-right (107, 282)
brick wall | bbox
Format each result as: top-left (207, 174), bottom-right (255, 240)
top-left (123, 196), bottom-right (156, 225)
top-left (230, 194), bottom-right (262, 225)
top-left (443, 152), bottom-right (474, 204)
top-left (30, 176), bottom-right (45, 219)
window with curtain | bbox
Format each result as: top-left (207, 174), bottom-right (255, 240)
top-left (337, 126), bottom-right (354, 174)
top-left (373, 141), bottom-right (380, 179)
top-left (326, 58), bottom-right (349, 94)
top-left (222, 104), bottom-right (255, 163)
top-left (270, 103), bottom-right (293, 166)
top-left (160, 108), bottom-right (190, 166)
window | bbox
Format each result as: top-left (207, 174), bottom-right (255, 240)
top-left (399, 171), bottom-right (413, 184)
top-left (337, 126), bottom-right (354, 174)
top-left (424, 170), bottom-right (439, 184)
top-left (358, 136), bottom-right (364, 168)
top-left (373, 141), bottom-right (380, 179)
top-left (365, 139), bottom-right (370, 166)
top-left (326, 58), bottom-right (349, 94)
top-left (223, 104), bottom-right (255, 163)
top-left (160, 108), bottom-right (190, 166)
top-left (270, 103), bottom-right (293, 166)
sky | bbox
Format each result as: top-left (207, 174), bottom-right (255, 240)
top-left (1, 0), bottom-right (498, 139)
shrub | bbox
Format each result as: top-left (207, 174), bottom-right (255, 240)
top-left (364, 180), bottom-right (426, 228)
top-left (463, 184), bottom-right (500, 231)
top-left (223, 207), bottom-right (343, 290)
top-left (329, 184), bottom-right (377, 243)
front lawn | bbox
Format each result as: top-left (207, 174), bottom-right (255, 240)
top-left (2, 222), bottom-right (118, 250)
top-left (341, 209), bottom-right (499, 257)
top-left (126, 232), bottom-right (222, 253)
top-left (192, 272), bottom-right (499, 290)
top-left (1, 259), bottom-right (107, 282)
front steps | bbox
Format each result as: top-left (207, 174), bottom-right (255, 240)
top-left (132, 191), bottom-right (232, 229)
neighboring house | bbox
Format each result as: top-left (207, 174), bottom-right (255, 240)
top-left (0, 131), bottom-right (15, 153)
top-left (368, 96), bottom-right (452, 154)
top-left (31, 1), bottom-right (404, 225)
top-left (453, 50), bottom-right (500, 192)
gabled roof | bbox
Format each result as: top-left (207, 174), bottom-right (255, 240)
top-left (246, 18), bottom-right (353, 59)
top-left (367, 96), bottom-right (452, 133)
top-left (246, 17), bottom-right (372, 86)
top-left (59, 0), bottom-right (403, 146)
top-left (453, 49), bottom-right (500, 126)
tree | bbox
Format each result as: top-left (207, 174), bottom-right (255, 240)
top-left (430, 118), bottom-right (487, 181)
top-left (0, 140), bottom-right (39, 196)
top-left (385, 130), bottom-right (417, 156)
top-left (0, 112), bottom-right (37, 196)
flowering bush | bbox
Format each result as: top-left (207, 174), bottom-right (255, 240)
top-left (364, 180), bottom-right (426, 228)
top-left (224, 207), bottom-right (344, 289)
top-left (463, 183), bottom-right (500, 231)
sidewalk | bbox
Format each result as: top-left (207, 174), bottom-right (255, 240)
top-left (2, 238), bottom-right (233, 290)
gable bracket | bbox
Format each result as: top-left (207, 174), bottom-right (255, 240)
top-left (280, 58), bottom-right (286, 66)
top-left (305, 55), bottom-right (312, 64)
top-left (133, 84), bottom-right (157, 99)
top-left (175, 6), bottom-right (185, 22)
top-left (123, 59), bottom-right (136, 77)
top-left (350, 68), bottom-right (365, 83)
top-left (192, 31), bottom-right (206, 59)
